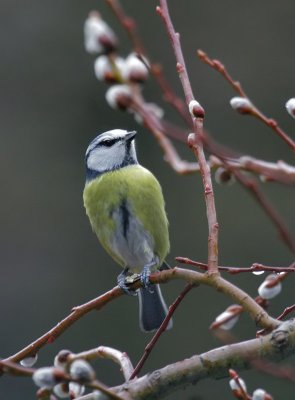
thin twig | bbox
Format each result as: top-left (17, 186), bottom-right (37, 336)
top-left (276, 304), bottom-right (295, 321)
top-left (69, 346), bottom-right (134, 382)
top-left (0, 360), bottom-right (34, 377)
top-left (209, 155), bottom-right (295, 185)
top-left (157, 0), bottom-right (219, 275)
top-left (198, 49), bottom-right (295, 151)
top-left (3, 286), bottom-right (124, 364)
top-left (177, 257), bottom-right (295, 274)
top-left (129, 283), bottom-right (194, 380)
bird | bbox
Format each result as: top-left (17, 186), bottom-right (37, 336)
top-left (83, 128), bottom-right (172, 332)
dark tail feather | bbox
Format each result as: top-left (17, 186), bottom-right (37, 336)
top-left (138, 284), bottom-right (173, 332)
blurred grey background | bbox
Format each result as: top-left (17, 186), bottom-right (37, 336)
top-left (0, 0), bottom-right (294, 398)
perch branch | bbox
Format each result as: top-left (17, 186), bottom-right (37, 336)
top-left (3, 268), bottom-right (279, 366)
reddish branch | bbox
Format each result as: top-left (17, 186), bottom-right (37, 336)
top-left (68, 346), bottom-right (134, 382)
top-left (198, 50), bottom-right (295, 151)
top-left (3, 267), bottom-right (280, 367)
top-left (157, 0), bottom-right (219, 275)
top-left (177, 257), bottom-right (295, 274)
top-left (209, 155), bottom-right (295, 185)
top-left (129, 283), bottom-right (194, 380)
top-left (277, 304), bottom-right (295, 321)
top-left (3, 286), bottom-right (124, 364)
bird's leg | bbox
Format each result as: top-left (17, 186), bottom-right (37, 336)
top-left (160, 260), bottom-right (171, 271)
top-left (141, 259), bottom-right (158, 292)
top-left (117, 267), bottom-right (138, 296)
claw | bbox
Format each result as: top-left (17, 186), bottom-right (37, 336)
top-left (117, 268), bottom-right (137, 296)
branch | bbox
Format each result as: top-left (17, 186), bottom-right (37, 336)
top-left (209, 155), bottom-right (295, 185)
top-left (3, 268), bottom-right (279, 365)
top-left (157, 0), bottom-right (219, 274)
top-left (177, 257), bottom-right (295, 274)
top-left (130, 283), bottom-right (194, 379)
top-left (276, 304), bottom-right (295, 321)
top-left (69, 346), bottom-right (134, 382)
top-left (3, 286), bottom-right (124, 364)
top-left (87, 320), bottom-right (295, 400)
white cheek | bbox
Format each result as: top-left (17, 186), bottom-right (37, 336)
top-left (87, 146), bottom-right (125, 171)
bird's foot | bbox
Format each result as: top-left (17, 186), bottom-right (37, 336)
top-left (140, 261), bottom-right (157, 293)
top-left (117, 268), bottom-right (138, 296)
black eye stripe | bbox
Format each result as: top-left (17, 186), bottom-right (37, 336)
top-left (101, 139), bottom-right (117, 147)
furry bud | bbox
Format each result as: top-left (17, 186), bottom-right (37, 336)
top-left (84, 12), bottom-right (117, 55)
top-left (189, 100), bottom-right (205, 118)
top-left (213, 305), bottom-right (241, 330)
top-left (215, 167), bottom-right (235, 186)
top-left (252, 388), bottom-right (273, 400)
top-left (258, 274), bottom-right (282, 299)
top-left (69, 360), bottom-right (95, 383)
top-left (123, 53), bottom-right (149, 83)
top-left (230, 97), bottom-right (253, 114)
top-left (94, 55), bottom-right (125, 82)
top-left (229, 377), bottom-right (247, 393)
top-left (54, 350), bottom-right (72, 370)
top-left (285, 98), bottom-right (295, 119)
top-left (33, 367), bottom-right (64, 389)
top-left (69, 382), bottom-right (85, 398)
top-left (106, 84), bottom-right (132, 110)
top-left (53, 383), bottom-right (69, 398)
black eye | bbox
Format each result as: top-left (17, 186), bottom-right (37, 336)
top-left (102, 139), bottom-right (116, 147)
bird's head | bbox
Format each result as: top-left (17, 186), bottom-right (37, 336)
top-left (85, 129), bottom-right (138, 181)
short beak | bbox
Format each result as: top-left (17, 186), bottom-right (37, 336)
top-left (125, 130), bottom-right (137, 142)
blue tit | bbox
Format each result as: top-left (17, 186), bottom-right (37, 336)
top-left (83, 129), bottom-right (172, 332)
